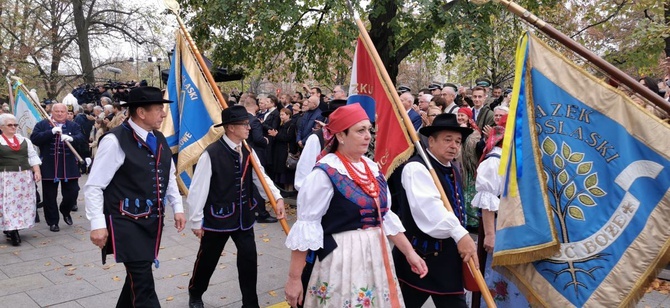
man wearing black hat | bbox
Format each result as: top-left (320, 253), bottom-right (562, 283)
top-left (389, 113), bottom-right (478, 308)
top-left (294, 98), bottom-right (346, 191)
top-left (84, 86), bottom-right (186, 308)
top-left (31, 103), bottom-right (86, 232)
top-left (186, 105), bottom-right (285, 308)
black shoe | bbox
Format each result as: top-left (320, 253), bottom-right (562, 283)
top-left (257, 215), bottom-right (278, 223)
top-left (35, 211), bottom-right (40, 223)
top-left (50, 225), bottom-right (60, 232)
top-left (188, 297), bottom-right (204, 308)
top-left (9, 230), bottom-right (20, 246)
top-left (3, 231), bottom-right (9, 238)
top-left (63, 215), bottom-right (73, 226)
top-left (71, 205), bottom-right (78, 212)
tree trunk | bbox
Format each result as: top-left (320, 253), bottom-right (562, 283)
top-left (72, 0), bottom-right (95, 84)
top-left (368, 0), bottom-right (400, 85)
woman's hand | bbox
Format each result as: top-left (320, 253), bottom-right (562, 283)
top-left (406, 250), bottom-right (428, 278)
top-left (285, 276), bottom-right (303, 307)
top-left (484, 233), bottom-right (495, 254)
top-left (268, 129), bottom-right (278, 137)
top-left (33, 171), bottom-right (41, 182)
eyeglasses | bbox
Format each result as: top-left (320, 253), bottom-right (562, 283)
top-left (4, 124), bottom-right (19, 128)
top-left (233, 122), bottom-right (251, 128)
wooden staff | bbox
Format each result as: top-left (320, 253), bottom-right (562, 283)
top-left (8, 76), bottom-right (85, 164)
top-left (5, 75), bottom-right (15, 113)
top-left (492, 0), bottom-right (670, 114)
top-left (354, 18), bottom-right (496, 307)
top-left (163, 0), bottom-right (290, 235)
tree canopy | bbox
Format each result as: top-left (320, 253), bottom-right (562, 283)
top-left (181, 0), bottom-right (669, 89)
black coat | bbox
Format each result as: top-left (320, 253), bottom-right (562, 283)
top-left (30, 119), bottom-right (86, 180)
top-left (246, 114), bottom-right (268, 166)
top-left (271, 119), bottom-right (297, 174)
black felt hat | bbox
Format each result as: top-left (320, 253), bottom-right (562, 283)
top-left (419, 113), bottom-right (473, 138)
top-left (321, 99), bottom-right (347, 117)
top-left (121, 86), bottom-right (172, 106)
top-left (214, 105), bottom-right (248, 127)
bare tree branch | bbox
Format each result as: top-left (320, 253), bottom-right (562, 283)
top-left (570, 0), bottom-right (628, 39)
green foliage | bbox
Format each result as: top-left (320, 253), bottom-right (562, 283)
top-left (181, 0), bottom-right (359, 84)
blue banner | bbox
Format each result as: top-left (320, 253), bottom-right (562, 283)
top-left (495, 34), bottom-right (670, 307)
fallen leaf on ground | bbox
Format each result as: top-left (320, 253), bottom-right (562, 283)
top-left (177, 286), bottom-right (186, 289)
top-left (262, 239), bottom-right (270, 242)
top-left (64, 263), bottom-right (73, 267)
top-left (269, 291), bottom-right (277, 297)
top-left (65, 272), bottom-right (75, 276)
top-left (68, 267), bottom-right (77, 271)
top-left (181, 272), bottom-right (189, 276)
top-left (112, 276), bottom-right (120, 281)
top-left (166, 296), bottom-right (174, 301)
top-left (45, 262), bottom-right (51, 266)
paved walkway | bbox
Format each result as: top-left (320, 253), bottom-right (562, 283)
top-left (0, 176), bottom-right (668, 307)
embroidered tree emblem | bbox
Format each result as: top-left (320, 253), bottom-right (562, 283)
top-left (539, 137), bottom-right (608, 293)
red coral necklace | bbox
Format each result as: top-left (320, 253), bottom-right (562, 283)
top-left (335, 151), bottom-right (379, 198)
top-left (1, 134), bottom-right (20, 151)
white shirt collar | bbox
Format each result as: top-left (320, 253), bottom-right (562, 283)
top-left (426, 149), bottom-right (452, 167)
top-left (222, 134), bottom-right (241, 150)
top-left (128, 118), bottom-right (151, 141)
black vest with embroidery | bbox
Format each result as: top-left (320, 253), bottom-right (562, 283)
top-left (102, 122), bottom-right (171, 263)
top-left (202, 140), bottom-right (256, 231)
top-left (300, 162), bottom-right (390, 296)
top-left (0, 140), bottom-right (30, 171)
top-left (315, 163), bottom-right (389, 260)
top-left (389, 154), bottom-right (466, 294)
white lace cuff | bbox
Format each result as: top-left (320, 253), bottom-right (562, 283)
top-left (285, 220), bottom-right (324, 251)
top-left (471, 191), bottom-right (500, 212)
top-left (382, 211), bottom-right (405, 236)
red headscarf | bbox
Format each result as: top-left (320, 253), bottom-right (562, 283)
top-left (480, 114), bottom-right (508, 163)
top-left (458, 107), bottom-right (480, 132)
top-left (317, 103), bottom-right (369, 160)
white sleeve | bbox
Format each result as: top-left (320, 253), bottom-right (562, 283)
top-left (186, 152), bottom-right (213, 229)
top-left (166, 160), bottom-right (184, 214)
top-left (294, 134), bottom-right (320, 191)
top-left (471, 157), bottom-right (503, 212)
top-left (251, 149), bottom-right (282, 201)
top-left (84, 134), bottom-right (124, 230)
top-left (25, 138), bottom-right (41, 166)
top-left (401, 162), bottom-right (468, 242)
top-left (285, 168), bottom-right (333, 251)
top-left (382, 187), bottom-right (405, 236)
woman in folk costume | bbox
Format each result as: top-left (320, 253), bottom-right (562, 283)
top-left (471, 116), bottom-right (529, 307)
top-left (456, 107), bottom-right (482, 230)
top-left (284, 103), bottom-right (427, 308)
top-left (0, 114), bottom-right (41, 246)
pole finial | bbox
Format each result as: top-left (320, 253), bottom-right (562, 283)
top-left (163, 0), bottom-right (180, 13)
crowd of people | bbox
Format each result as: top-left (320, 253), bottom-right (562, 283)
top-left (0, 73), bottom-right (668, 308)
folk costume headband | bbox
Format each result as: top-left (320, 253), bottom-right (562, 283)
top-left (317, 103), bottom-right (369, 160)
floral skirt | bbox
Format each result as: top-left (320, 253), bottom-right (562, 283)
top-left (0, 170), bottom-right (36, 231)
top-left (304, 228), bottom-right (404, 308)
